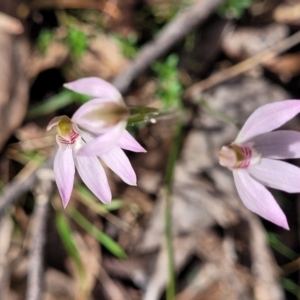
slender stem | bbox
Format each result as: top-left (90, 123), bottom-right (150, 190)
top-left (164, 121), bottom-right (182, 300)
top-left (165, 191), bottom-right (175, 300)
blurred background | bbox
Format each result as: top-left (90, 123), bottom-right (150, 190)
top-left (1, 0), bottom-right (300, 299)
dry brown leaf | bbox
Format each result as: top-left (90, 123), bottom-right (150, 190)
top-left (0, 32), bottom-right (29, 151)
top-left (263, 52), bottom-right (300, 82)
top-left (273, 2), bottom-right (300, 25)
top-left (143, 236), bottom-right (196, 300)
top-left (14, 123), bottom-right (55, 152)
top-left (44, 268), bottom-right (77, 300)
top-left (28, 42), bottom-right (69, 80)
top-left (75, 34), bottom-right (129, 80)
top-left (67, 232), bottom-right (101, 299)
top-left (28, 0), bottom-right (107, 11)
top-left (29, 26), bottom-right (128, 81)
top-left (222, 23), bottom-right (289, 60)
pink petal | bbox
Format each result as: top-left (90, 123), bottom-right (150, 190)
top-left (233, 170), bottom-right (289, 229)
top-left (54, 146), bottom-right (75, 208)
top-left (72, 99), bottom-right (126, 134)
top-left (101, 146), bottom-right (137, 185)
top-left (118, 130), bottom-right (146, 152)
top-left (251, 130), bottom-right (300, 159)
top-left (235, 100), bottom-right (300, 143)
top-left (248, 158), bottom-right (300, 193)
top-left (74, 155), bottom-right (111, 204)
top-left (77, 123), bottom-right (125, 156)
top-left (64, 77), bottom-right (122, 102)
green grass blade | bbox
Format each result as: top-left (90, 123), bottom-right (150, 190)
top-left (75, 184), bottom-right (126, 212)
top-left (55, 212), bottom-right (85, 277)
top-left (199, 99), bottom-right (239, 127)
top-left (26, 90), bottom-right (90, 119)
top-left (68, 208), bottom-right (127, 259)
top-left (281, 278), bottom-right (300, 299)
top-left (163, 122), bottom-right (183, 300)
top-left (268, 233), bottom-right (298, 260)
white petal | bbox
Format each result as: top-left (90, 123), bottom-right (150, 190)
top-left (101, 147), bottom-right (137, 185)
top-left (252, 130), bottom-right (300, 159)
top-left (233, 170), bottom-right (289, 229)
top-left (54, 146), bottom-right (75, 208)
top-left (72, 99), bottom-right (127, 134)
top-left (235, 100), bottom-right (300, 143)
top-left (64, 77), bottom-right (123, 103)
top-left (118, 130), bottom-right (146, 152)
top-left (74, 155), bottom-right (111, 204)
top-left (77, 122), bottom-right (125, 156)
top-left (248, 158), bottom-right (300, 193)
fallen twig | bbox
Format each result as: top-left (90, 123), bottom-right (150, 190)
top-left (113, 0), bottom-right (224, 94)
top-left (184, 30), bottom-right (300, 100)
top-left (25, 169), bottom-right (53, 300)
top-left (0, 216), bottom-right (13, 299)
top-left (0, 157), bottom-right (54, 219)
top-left (0, 164), bottom-right (37, 218)
top-left (0, 12), bottom-right (23, 35)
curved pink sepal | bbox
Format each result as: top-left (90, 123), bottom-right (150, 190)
top-left (54, 146), bottom-right (75, 208)
top-left (233, 170), bottom-right (289, 230)
top-left (118, 130), bottom-right (146, 153)
top-left (236, 100), bottom-right (300, 143)
top-left (64, 77), bottom-right (122, 103)
top-left (74, 155), bottom-right (112, 204)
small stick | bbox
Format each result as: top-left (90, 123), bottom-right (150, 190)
top-left (113, 0), bottom-right (224, 94)
top-left (0, 157), bottom-right (54, 219)
top-left (0, 12), bottom-right (23, 35)
top-left (25, 169), bottom-right (53, 300)
top-left (184, 30), bottom-right (300, 100)
top-left (0, 163), bottom-right (37, 218)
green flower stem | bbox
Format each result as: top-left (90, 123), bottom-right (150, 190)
top-left (164, 121), bottom-right (183, 300)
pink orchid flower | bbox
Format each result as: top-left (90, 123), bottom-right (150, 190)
top-left (48, 77), bottom-right (146, 208)
top-left (219, 100), bottom-right (300, 230)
